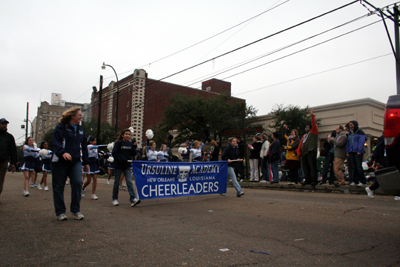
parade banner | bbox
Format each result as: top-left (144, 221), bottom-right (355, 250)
top-left (132, 161), bottom-right (228, 200)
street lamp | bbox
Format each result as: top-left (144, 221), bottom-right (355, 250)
top-left (101, 62), bottom-right (120, 133)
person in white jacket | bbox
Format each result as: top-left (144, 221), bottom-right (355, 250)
top-left (259, 133), bottom-right (271, 183)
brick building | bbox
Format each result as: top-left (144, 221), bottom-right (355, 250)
top-left (33, 93), bottom-right (90, 143)
top-left (90, 69), bottom-right (245, 146)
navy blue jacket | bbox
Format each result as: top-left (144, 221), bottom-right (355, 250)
top-left (51, 122), bottom-right (89, 165)
top-left (268, 139), bottom-right (281, 163)
top-left (112, 139), bottom-right (137, 169)
top-left (221, 144), bottom-right (240, 168)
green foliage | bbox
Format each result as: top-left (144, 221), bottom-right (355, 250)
top-left (269, 104), bottom-right (320, 145)
top-left (157, 93), bottom-right (258, 147)
top-left (82, 118), bottom-right (116, 145)
top-left (42, 128), bottom-right (54, 150)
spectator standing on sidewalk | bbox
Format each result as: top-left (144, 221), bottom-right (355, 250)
top-left (298, 109), bottom-right (319, 186)
top-left (346, 120), bottom-right (367, 187)
top-left (51, 107), bottom-right (89, 221)
top-left (283, 126), bottom-right (300, 184)
top-left (260, 133), bottom-right (270, 183)
top-left (320, 131), bottom-right (336, 185)
top-left (330, 125), bottom-right (348, 186)
top-left (235, 136), bottom-right (246, 180)
top-left (248, 135), bottom-right (262, 182)
top-left (0, 118), bottom-right (17, 201)
top-left (268, 132), bottom-right (281, 184)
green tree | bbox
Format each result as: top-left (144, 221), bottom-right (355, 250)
top-left (82, 118), bottom-right (116, 145)
top-left (42, 128), bottom-right (54, 149)
top-left (156, 93), bottom-right (258, 147)
top-left (269, 104), bottom-right (320, 145)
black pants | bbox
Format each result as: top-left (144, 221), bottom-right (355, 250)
top-left (301, 150), bottom-right (318, 184)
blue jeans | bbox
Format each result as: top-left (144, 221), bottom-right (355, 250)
top-left (260, 158), bottom-right (270, 181)
top-left (322, 152), bottom-right (336, 184)
top-left (51, 161), bottom-right (83, 216)
top-left (348, 153), bottom-right (366, 184)
top-left (270, 160), bottom-right (279, 183)
top-left (113, 167), bottom-right (136, 202)
top-left (227, 167), bottom-right (242, 195)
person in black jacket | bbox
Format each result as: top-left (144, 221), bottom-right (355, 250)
top-left (51, 107), bottom-right (89, 221)
top-left (249, 135), bottom-right (262, 182)
top-left (221, 137), bottom-right (244, 197)
top-left (209, 140), bottom-right (220, 161)
top-left (268, 132), bottom-right (281, 184)
top-left (0, 118), bottom-right (17, 200)
top-left (111, 129), bottom-right (140, 207)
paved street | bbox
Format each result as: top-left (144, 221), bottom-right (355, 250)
top-left (1, 172), bottom-right (399, 267)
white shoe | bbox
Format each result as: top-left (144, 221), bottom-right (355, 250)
top-left (394, 196), bottom-right (400, 201)
top-left (37, 184), bottom-right (43, 190)
top-left (131, 198), bottom-right (141, 207)
top-left (44, 186), bottom-right (49, 191)
top-left (107, 180), bottom-right (110, 185)
top-left (23, 190), bottom-right (29, 197)
top-left (81, 188), bottom-right (85, 197)
top-left (365, 187), bottom-right (374, 198)
top-left (57, 214), bottom-right (68, 221)
top-left (350, 182), bottom-right (356, 186)
top-left (91, 194), bottom-right (99, 200)
top-left (66, 181), bottom-right (69, 185)
top-left (112, 199), bottom-right (119, 206)
top-left (260, 180), bottom-right (267, 183)
top-left (358, 182), bottom-right (366, 187)
top-left (72, 212), bottom-right (84, 220)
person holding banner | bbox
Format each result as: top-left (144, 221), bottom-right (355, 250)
top-left (221, 137), bottom-right (245, 197)
top-left (111, 129), bottom-right (140, 207)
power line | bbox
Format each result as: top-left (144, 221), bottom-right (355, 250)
top-left (233, 53), bottom-right (392, 96)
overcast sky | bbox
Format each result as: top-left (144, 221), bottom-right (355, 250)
top-left (1, 0), bottom-right (398, 144)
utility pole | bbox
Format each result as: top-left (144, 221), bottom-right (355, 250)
top-left (25, 102), bottom-right (29, 140)
top-left (394, 5), bottom-right (400, 95)
top-left (96, 75), bottom-right (103, 143)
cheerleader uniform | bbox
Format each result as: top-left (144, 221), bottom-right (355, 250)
top-left (190, 144), bottom-right (204, 162)
top-left (21, 145), bottom-right (40, 171)
top-left (85, 144), bottom-right (100, 174)
top-left (146, 148), bottom-right (158, 161)
top-left (41, 150), bottom-right (53, 173)
top-left (158, 148), bottom-right (170, 162)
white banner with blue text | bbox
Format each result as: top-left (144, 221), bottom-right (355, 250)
top-left (132, 161), bottom-right (228, 200)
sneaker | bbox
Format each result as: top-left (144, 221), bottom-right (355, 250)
top-left (30, 183), bottom-right (36, 188)
top-left (350, 182), bottom-right (356, 186)
top-left (260, 180), bottom-right (267, 183)
top-left (131, 198), bottom-right (141, 207)
top-left (22, 190), bottom-right (29, 197)
top-left (44, 186), bottom-right (49, 191)
top-left (107, 180), bottom-right (110, 185)
top-left (220, 193), bottom-right (226, 196)
top-left (237, 192), bottom-right (245, 197)
top-left (81, 188), bottom-right (85, 197)
top-left (91, 194), bottom-right (99, 200)
top-left (57, 214), bottom-right (68, 221)
top-left (365, 187), bottom-right (374, 198)
top-left (394, 196), bottom-right (400, 201)
top-left (72, 212), bottom-right (84, 220)
top-left (38, 184), bottom-right (43, 190)
top-left (358, 182), bottom-right (366, 187)
top-left (112, 199), bottom-right (119, 206)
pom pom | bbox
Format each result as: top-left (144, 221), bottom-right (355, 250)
top-left (129, 127), bottom-right (134, 134)
top-left (107, 156), bottom-right (114, 163)
top-left (39, 149), bottom-right (48, 156)
top-left (178, 147), bottom-right (187, 154)
top-left (146, 129), bottom-right (154, 139)
top-left (107, 142), bottom-right (114, 152)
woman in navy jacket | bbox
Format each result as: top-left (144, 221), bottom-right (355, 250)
top-left (221, 137), bottom-right (244, 197)
top-left (51, 107), bottom-right (89, 221)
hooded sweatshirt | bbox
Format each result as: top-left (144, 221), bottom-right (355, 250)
top-left (346, 120), bottom-right (366, 154)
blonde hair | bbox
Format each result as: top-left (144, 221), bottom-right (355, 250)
top-left (192, 140), bottom-right (201, 147)
top-left (60, 106), bottom-right (81, 124)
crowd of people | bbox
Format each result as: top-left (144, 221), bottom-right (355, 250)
top-left (0, 107), bottom-right (398, 220)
